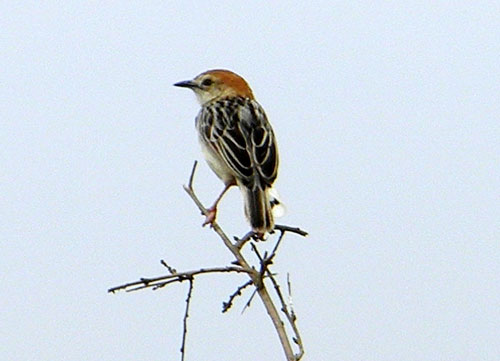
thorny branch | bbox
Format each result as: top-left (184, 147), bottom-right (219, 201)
top-left (109, 160), bottom-right (307, 361)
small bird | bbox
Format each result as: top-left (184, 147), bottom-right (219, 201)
top-left (174, 69), bottom-right (279, 236)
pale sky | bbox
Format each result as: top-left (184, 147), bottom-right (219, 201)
top-left (1, 2), bottom-right (499, 361)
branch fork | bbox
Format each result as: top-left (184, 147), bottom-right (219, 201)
top-left (109, 161), bottom-right (307, 361)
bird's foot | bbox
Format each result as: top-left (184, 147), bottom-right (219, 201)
top-left (202, 206), bottom-right (217, 227)
top-left (252, 231), bottom-right (266, 241)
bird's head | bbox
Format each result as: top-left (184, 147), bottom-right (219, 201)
top-left (174, 69), bottom-right (254, 105)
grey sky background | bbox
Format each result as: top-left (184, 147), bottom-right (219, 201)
top-left (1, 2), bottom-right (499, 360)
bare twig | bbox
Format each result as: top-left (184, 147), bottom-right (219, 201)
top-left (265, 268), bottom-right (305, 359)
top-left (108, 266), bottom-right (248, 293)
top-left (187, 160), bottom-right (198, 189)
top-left (287, 273), bottom-right (295, 321)
top-left (286, 274), bottom-right (303, 357)
top-left (235, 225), bottom-right (307, 250)
top-left (241, 288), bottom-right (258, 314)
top-left (180, 278), bottom-right (194, 361)
top-left (269, 230), bottom-right (286, 259)
top-left (274, 224), bottom-right (308, 237)
top-left (249, 237), bottom-right (305, 359)
top-left (161, 259), bottom-right (177, 274)
top-left (222, 279), bottom-right (253, 313)
top-left (234, 230), bottom-right (256, 249)
top-left (183, 165), bottom-right (254, 272)
top-left (250, 242), bottom-right (274, 277)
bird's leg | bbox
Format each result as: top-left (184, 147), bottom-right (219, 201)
top-left (202, 182), bottom-right (235, 227)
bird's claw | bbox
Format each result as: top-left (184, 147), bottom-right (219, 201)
top-left (202, 207), bottom-right (217, 227)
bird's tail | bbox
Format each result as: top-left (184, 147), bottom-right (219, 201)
top-left (242, 186), bottom-right (274, 235)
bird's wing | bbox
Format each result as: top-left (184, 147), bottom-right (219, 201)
top-left (198, 98), bottom-right (278, 189)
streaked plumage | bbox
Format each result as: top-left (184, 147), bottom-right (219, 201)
top-left (174, 69), bottom-right (279, 234)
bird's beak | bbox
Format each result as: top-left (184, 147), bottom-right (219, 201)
top-left (173, 80), bottom-right (199, 89)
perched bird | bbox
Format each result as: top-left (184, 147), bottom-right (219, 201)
top-left (174, 69), bottom-right (279, 236)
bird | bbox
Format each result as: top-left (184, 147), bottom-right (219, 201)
top-left (174, 69), bottom-right (280, 236)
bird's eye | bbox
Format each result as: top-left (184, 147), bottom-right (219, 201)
top-left (201, 78), bottom-right (213, 87)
